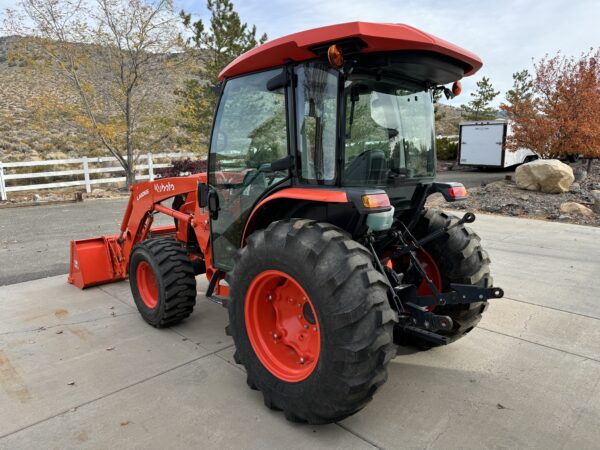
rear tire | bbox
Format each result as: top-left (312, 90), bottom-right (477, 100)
top-left (397, 209), bottom-right (492, 348)
top-left (129, 238), bottom-right (197, 327)
top-left (226, 219), bottom-right (397, 424)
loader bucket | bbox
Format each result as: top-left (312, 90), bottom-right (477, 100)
top-left (68, 235), bottom-right (124, 289)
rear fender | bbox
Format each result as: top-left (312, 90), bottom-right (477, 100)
top-left (429, 182), bottom-right (468, 202)
top-left (241, 188), bottom-right (349, 244)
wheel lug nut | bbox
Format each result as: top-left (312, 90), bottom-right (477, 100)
top-left (313, 327), bottom-right (317, 332)
top-left (297, 303), bottom-right (301, 307)
top-left (272, 332), bottom-right (279, 340)
top-left (268, 295), bottom-right (272, 301)
top-left (299, 357), bottom-right (305, 364)
top-left (304, 324), bottom-right (308, 329)
top-left (298, 315), bottom-right (302, 319)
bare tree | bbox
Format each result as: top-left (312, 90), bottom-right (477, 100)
top-left (4, 0), bottom-right (185, 185)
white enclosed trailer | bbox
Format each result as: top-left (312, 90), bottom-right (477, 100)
top-left (458, 120), bottom-right (537, 168)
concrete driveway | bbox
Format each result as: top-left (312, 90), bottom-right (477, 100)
top-left (1, 214), bottom-right (599, 449)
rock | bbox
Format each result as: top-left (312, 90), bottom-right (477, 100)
top-left (591, 190), bottom-right (600, 214)
top-left (570, 182), bottom-right (581, 193)
top-left (32, 194), bottom-right (41, 202)
top-left (573, 166), bottom-right (587, 182)
top-left (559, 202), bottom-right (594, 217)
top-left (89, 188), bottom-right (107, 198)
top-left (482, 205), bottom-right (501, 213)
top-left (515, 159), bottom-right (574, 194)
top-left (558, 214), bottom-right (571, 221)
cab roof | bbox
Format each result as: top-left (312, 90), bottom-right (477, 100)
top-left (219, 21), bottom-right (482, 80)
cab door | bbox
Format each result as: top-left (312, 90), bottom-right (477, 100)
top-left (207, 69), bottom-right (289, 271)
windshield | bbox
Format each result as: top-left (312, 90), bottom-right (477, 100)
top-left (342, 77), bottom-right (435, 187)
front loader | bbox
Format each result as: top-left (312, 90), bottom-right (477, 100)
top-left (69, 22), bottom-right (503, 424)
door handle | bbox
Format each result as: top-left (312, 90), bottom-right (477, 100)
top-left (208, 190), bottom-right (220, 220)
top-left (198, 182), bottom-right (209, 208)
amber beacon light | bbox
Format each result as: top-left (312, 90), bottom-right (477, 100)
top-left (452, 80), bottom-right (462, 96)
top-left (327, 44), bottom-right (344, 68)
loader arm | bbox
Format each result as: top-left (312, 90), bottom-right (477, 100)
top-left (69, 174), bottom-right (210, 289)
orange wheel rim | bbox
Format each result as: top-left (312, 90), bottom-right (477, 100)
top-left (137, 261), bottom-right (159, 309)
top-left (245, 270), bottom-right (320, 382)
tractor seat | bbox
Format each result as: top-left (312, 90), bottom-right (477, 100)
top-left (344, 149), bottom-right (388, 185)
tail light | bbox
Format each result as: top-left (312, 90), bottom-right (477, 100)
top-left (362, 193), bottom-right (391, 209)
top-left (447, 185), bottom-right (467, 199)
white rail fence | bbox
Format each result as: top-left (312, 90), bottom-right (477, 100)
top-left (0, 152), bottom-right (194, 201)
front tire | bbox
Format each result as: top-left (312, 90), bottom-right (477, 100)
top-left (226, 219), bottom-right (397, 424)
top-left (129, 238), bottom-right (197, 327)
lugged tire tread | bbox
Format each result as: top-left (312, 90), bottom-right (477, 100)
top-left (226, 219), bottom-right (397, 424)
top-left (129, 238), bottom-right (197, 328)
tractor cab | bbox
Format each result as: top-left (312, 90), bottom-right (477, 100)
top-left (204, 22), bottom-right (479, 270)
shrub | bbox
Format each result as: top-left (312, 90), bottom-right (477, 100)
top-left (155, 158), bottom-right (208, 178)
top-left (436, 137), bottom-right (458, 161)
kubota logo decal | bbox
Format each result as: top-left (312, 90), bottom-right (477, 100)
top-left (136, 189), bottom-right (150, 201)
top-left (154, 182), bottom-right (175, 194)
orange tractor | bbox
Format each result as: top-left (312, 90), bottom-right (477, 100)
top-left (69, 22), bottom-right (503, 424)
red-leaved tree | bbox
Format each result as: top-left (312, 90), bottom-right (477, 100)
top-left (502, 50), bottom-right (600, 167)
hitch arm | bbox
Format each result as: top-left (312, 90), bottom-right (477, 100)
top-left (397, 283), bottom-right (504, 308)
top-left (393, 212), bottom-right (476, 258)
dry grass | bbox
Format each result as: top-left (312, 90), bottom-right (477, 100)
top-left (0, 36), bottom-right (199, 163)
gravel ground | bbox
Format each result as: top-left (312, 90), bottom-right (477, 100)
top-left (429, 160), bottom-right (600, 227)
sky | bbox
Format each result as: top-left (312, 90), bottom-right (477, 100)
top-left (175, 0), bottom-right (600, 107)
top-left (1, 0), bottom-right (598, 106)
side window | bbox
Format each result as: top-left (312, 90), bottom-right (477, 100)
top-left (295, 63), bottom-right (339, 184)
top-left (208, 69), bottom-right (288, 270)
top-left (210, 69), bottom-right (288, 177)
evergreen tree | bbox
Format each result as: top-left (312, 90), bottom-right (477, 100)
top-left (461, 76), bottom-right (500, 121)
top-left (178, 0), bottom-right (267, 150)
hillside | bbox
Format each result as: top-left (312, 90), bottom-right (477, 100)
top-left (1, 35), bottom-right (476, 163)
top-left (435, 103), bottom-right (463, 136)
top-left (0, 36), bottom-right (197, 163)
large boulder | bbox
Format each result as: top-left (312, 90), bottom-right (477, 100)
top-left (559, 202), bottom-right (594, 217)
top-left (515, 159), bottom-right (574, 194)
